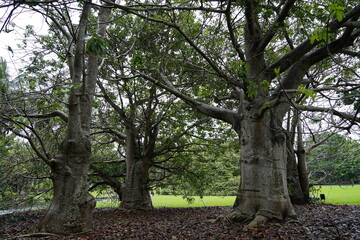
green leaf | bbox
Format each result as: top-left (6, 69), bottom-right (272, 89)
top-left (261, 80), bottom-right (270, 91)
top-left (310, 35), bottom-right (317, 45)
top-left (310, 28), bottom-right (332, 44)
top-left (36, 99), bottom-right (46, 109)
top-left (29, 80), bottom-right (36, 89)
top-left (246, 82), bottom-right (259, 99)
top-left (274, 67), bottom-right (281, 77)
top-left (298, 85), bottom-right (316, 100)
top-left (343, 91), bottom-right (360, 110)
top-left (354, 100), bottom-right (360, 111)
top-left (86, 34), bottom-right (107, 56)
top-left (335, 11), bottom-right (345, 22)
top-left (328, 3), bottom-right (346, 22)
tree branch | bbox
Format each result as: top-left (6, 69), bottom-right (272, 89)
top-left (343, 21), bottom-right (360, 28)
top-left (140, 72), bottom-right (237, 125)
top-left (97, 80), bottom-right (129, 123)
top-left (225, 0), bottom-right (245, 61)
top-left (294, 104), bottom-right (360, 124)
top-left (256, 0), bottom-right (296, 53)
top-left (265, 3), bottom-right (360, 80)
top-left (340, 49), bottom-right (360, 57)
top-left (305, 29), bottom-right (360, 66)
top-left (305, 132), bottom-right (336, 153)
top-left (102, 0), bottom-right (242, 88)
top-left (16, 110), bottom-right (68, 122)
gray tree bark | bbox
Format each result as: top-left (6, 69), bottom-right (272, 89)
top-left (229, 100), bottom-right (296, 226)
top-left (97, 81), bottom-right (159, 210)
top-left (296, 119), bottom-right (310, 201)
top-left (37, 1), bottom-right (112, 233)
top-left (286, 110), bottom-right (307, 204)
top-left (120, 125), bottom-right (153, 210)
top-left (286, 138), bottom-right (307, 204)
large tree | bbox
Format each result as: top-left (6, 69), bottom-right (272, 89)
top-left (108, 0), bottom-right (360, 226)
top-left (307, 133), bottom-right (360, 184)
top-left (1, 0), bottom-right (113, 233)
top-left (94, 11), bottom-right (235, 209)
top-left (37, 1), bottom-right (113, 233)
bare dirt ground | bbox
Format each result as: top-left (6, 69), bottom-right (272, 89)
top-left (1, 203), bottom-right (359, 239)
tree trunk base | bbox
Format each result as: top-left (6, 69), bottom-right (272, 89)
top-left (216, 205), bottom-right (297, 227)
top-left (37, 192), bottom-right (96, 234)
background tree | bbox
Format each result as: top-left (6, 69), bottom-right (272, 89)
top-left (307, 133), bottom-right (360, 184)
top-left (92, 11), bottom-right (239, 209)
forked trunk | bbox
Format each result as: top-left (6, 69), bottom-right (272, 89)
top-left (38, 138), bottom-right (95, 233)
top-left (120, 160), bottom-right (153, 210)
top-left (229, 107), bottom-right (296, 226)
top-left (120, 126), bottom-right (153, 210)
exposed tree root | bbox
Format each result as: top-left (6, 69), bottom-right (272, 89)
top-left (10, 232), bottom-right (61, 239)
top-left (215, 210), bottom-right (253, 224)
top-left (215, 208), bottom-right (296, 229)
top-left (117, 205), bottom-right (153, 212)
top-left (10, 229), bottom-right (92, 239)
top-left (247, 215), bottom-right (268, 228)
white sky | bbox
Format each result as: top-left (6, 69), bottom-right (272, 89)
top-left (0, 5), bottom-right (48, 77)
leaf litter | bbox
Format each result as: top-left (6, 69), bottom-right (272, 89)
top-left (0, 203), bottom-right (359, 239)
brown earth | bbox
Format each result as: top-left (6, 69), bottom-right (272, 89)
top-left (1, 203), bottom-right (359, 239)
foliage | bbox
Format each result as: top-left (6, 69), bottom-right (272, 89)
top-left (0, 58), bottom-right (9, 91)
top-left (154, 129), bottom-right (239, 197)
top-left (0, 136), bottom-right (52, 210)
top-left (86, 34), bottom-right (107, 56)
top-left (343, 90), bottom-right (360, 110)
top-left (307, 134), bottom-right (360, 184)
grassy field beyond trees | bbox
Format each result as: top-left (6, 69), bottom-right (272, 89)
top-left (312, 185), bottom-right (360, 205)
top-left (94, 185), bottom-right (360, 208)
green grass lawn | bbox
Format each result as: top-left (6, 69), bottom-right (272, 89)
top-left (95, 184), bottom-right (360, 208)
top-left (152, 195), bottom-right (236, 208)
top-left (95, 195), bottom-right (236, 208)
top-left (312, 184), bottom-right (360, 205)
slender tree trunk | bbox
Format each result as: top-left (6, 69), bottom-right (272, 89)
top-left (229, 105), bottom-right (296, 226)
top-left (286, 110), bottom-right (306, 204)
top-left (120, 126), bottom-right (153, 210)
top-left (296, 120), bottom-right (310, 200)
top-left (286, 138), bottom-right (306, 204)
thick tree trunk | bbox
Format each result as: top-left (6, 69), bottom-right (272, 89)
top-left (120, 126), bottom-right (153, 210)
top-left (38, 138), bottom-right (95, 233)
top-left (120, 160), bottom-right (153, 210)
top-left (229, 106), bottom-right (296, 226)
top-left (37, 1), bottom-right (112, 233)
